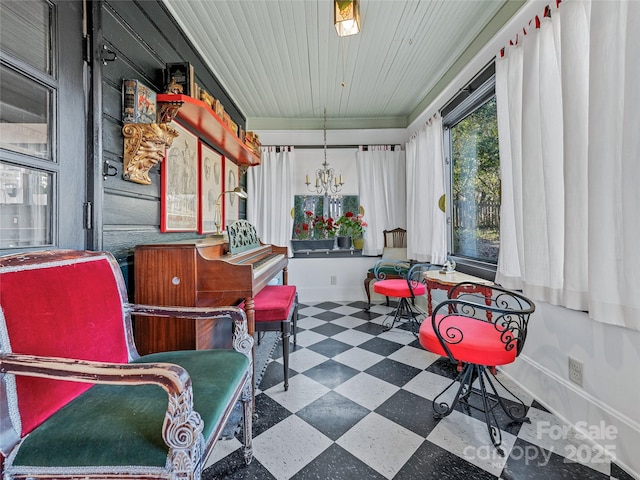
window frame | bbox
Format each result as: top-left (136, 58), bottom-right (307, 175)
top-left (442, 63), bottom-right (499, 281)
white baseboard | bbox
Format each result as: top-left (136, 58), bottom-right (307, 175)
top-left (501, 355), bottom-right (640, 479)
top-left (296, 285), bottom-right (367, 304)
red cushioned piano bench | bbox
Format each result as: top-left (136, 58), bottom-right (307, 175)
top-left (241, 285), bottom-right (298, 391)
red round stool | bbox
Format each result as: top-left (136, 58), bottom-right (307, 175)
top-left (372, 263), bottom-right (432, 335)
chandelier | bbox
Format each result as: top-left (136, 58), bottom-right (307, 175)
top-left (305, 107), bottom-right (344, 196)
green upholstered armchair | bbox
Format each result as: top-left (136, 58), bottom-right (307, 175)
top-left (0, 250), bottom-right (253, 480)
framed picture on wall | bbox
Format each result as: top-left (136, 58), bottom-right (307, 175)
top-left (223, 159), bottom-right (240, 228)
top-left (198, 142), bottom-right (223, 234)
top-left (161, 121), bottom-right (199, 232)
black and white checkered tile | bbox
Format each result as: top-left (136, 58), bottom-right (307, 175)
top-left (203, 301), bottom-right (635, 480)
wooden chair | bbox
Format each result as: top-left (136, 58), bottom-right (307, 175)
top-left (364, 227), bottom-right (409, 309)
top-left (0, 250), bottom-right (254, 479)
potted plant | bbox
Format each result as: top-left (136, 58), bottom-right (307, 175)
top-left (335, 211), bottom-right (367, 249)
top-left (291, 211), bottom-right (336, 251)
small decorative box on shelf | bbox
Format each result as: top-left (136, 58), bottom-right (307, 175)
top-left (157, 94), bottom-right (261, 168)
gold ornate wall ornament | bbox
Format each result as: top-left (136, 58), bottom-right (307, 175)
top-left (158, 99), bottom-right (183, 123)
top-left (122, 123), bottom-right (179, 185)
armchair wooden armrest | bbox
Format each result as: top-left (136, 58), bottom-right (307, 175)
top-left (0, 352), bottom-right (192, 395)
top-left (127, 304), bottom-right (253, 357)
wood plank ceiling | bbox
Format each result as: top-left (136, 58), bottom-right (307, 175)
top-left (162, 0), bottom-right (523, 130)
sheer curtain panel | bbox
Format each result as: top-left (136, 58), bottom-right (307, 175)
top-left (496, 0), bottom-right (640, 330)
top-left (247, 146), bottom-right (294, 254)
top-left (356, 146), bottom-right (406, 256)
top-left (405, 115), bottom-right (447, 264)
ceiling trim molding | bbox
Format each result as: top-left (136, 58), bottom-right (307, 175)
top-left (247, 116), bottom-right (408, 131)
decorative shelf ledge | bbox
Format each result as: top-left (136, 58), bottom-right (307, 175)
top-left (157, 94), bottom-right (261, 168)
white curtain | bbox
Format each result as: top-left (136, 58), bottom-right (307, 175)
top-left (496, 0), bottom-right (640, 330)
top-left (405, 115), bottom-right (447, 264)
top-left (355, 146), bottom-right (406, 256)
top-left (587, 0), bottom-right (640, 330)
top-left (247, 146), bottom-right (294, 254)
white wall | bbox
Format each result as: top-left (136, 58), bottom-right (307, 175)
top-left (257, 3), bottom-right (640, 477)
top-left (503, 305), bottom-right (640, 478)
top-left (288, 256), bottom-right (374, 303)
top-left (292, 148), bottom-right (360, 197)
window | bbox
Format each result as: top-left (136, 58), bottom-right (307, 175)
top-left (443, 64), bottom-right (500, 266)
top-left (292, 195), bottom-right (359, 239)
top-left (1, 0), bottom-right (55, 249)
top-left (1, 0), bottom-right (86, 251)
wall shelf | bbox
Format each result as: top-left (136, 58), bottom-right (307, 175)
top-left (157, 94), bottom-right (260, 168)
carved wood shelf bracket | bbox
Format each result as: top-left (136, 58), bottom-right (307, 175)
top-left (122, 123), bottom-right (179, 185)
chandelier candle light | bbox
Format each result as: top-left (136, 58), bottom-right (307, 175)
top-left (305, 107), bottom-right (344, 196)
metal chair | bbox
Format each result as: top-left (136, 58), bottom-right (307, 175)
top-left (418, 282), bottom-right (535, 455)
top-left (373, 263), bottom-right (436, 335)
top-left (364, 228), bottom-right (408, 309)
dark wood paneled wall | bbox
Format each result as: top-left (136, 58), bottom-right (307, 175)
top-left (99, 0), bottom-right (247, 288)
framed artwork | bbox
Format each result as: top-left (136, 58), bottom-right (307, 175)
top-left (223, 159), bottom-right (240, 229)
top-left (198, 142), bottom-right (223, 234)
top-left (161, 121), bottom-right (199, 232)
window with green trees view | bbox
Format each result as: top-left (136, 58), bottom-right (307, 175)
top-left (444, 67), bottom-right (500, 265)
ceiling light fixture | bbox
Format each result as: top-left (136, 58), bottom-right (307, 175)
top-left (334, 0), bottom-right (361, 37)
top-left (305, 107), bottom-right (344, 196)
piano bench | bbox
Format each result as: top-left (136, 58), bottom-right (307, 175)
top-left (243, 285), bottom-right (298, 391)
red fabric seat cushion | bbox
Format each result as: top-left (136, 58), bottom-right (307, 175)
top-left (0, 256), bottom-right (129, 436)
top-left (241, 285), bottom-right (296, 322)
top-left (373, 279), bottom-right (426, 298)
top-left (419, 314), bottom-right (517, 366)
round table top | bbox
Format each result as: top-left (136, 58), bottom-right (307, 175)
top-left (423, 270), bottom-right (494, 287)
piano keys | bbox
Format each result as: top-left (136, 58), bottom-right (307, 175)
top-left (133, 232), bottom-right (288, 356)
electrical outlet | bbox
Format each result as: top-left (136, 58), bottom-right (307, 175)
top-left (568, 356), bottom-right (583, 386)
top-left (330, 275), bottom-right (337, 285)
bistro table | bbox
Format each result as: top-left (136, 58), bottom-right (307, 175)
top-left (423, 270), bottom-right (494, 316)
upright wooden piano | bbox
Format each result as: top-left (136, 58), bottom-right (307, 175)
top-left (134, 220), bottom-right (288, 355)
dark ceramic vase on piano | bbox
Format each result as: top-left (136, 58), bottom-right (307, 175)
top-left (133, 220), bottom-right (288, 355)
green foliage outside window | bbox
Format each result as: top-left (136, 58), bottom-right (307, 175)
top-left (451, 96), bottom-right (500, 263)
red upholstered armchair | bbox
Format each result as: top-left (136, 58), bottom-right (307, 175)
top-left (0, 250), bottom-right (254, 479)
top-left (419, 282), bottom-right (535, 455)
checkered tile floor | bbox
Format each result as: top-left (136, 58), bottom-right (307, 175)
top-left (203, 301), bottom-right (634, 480)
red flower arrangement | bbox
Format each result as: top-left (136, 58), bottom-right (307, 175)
top-left (293, 210), bottom-right (337, 239)
top-left (336, 211), bottom-right (367, 238)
